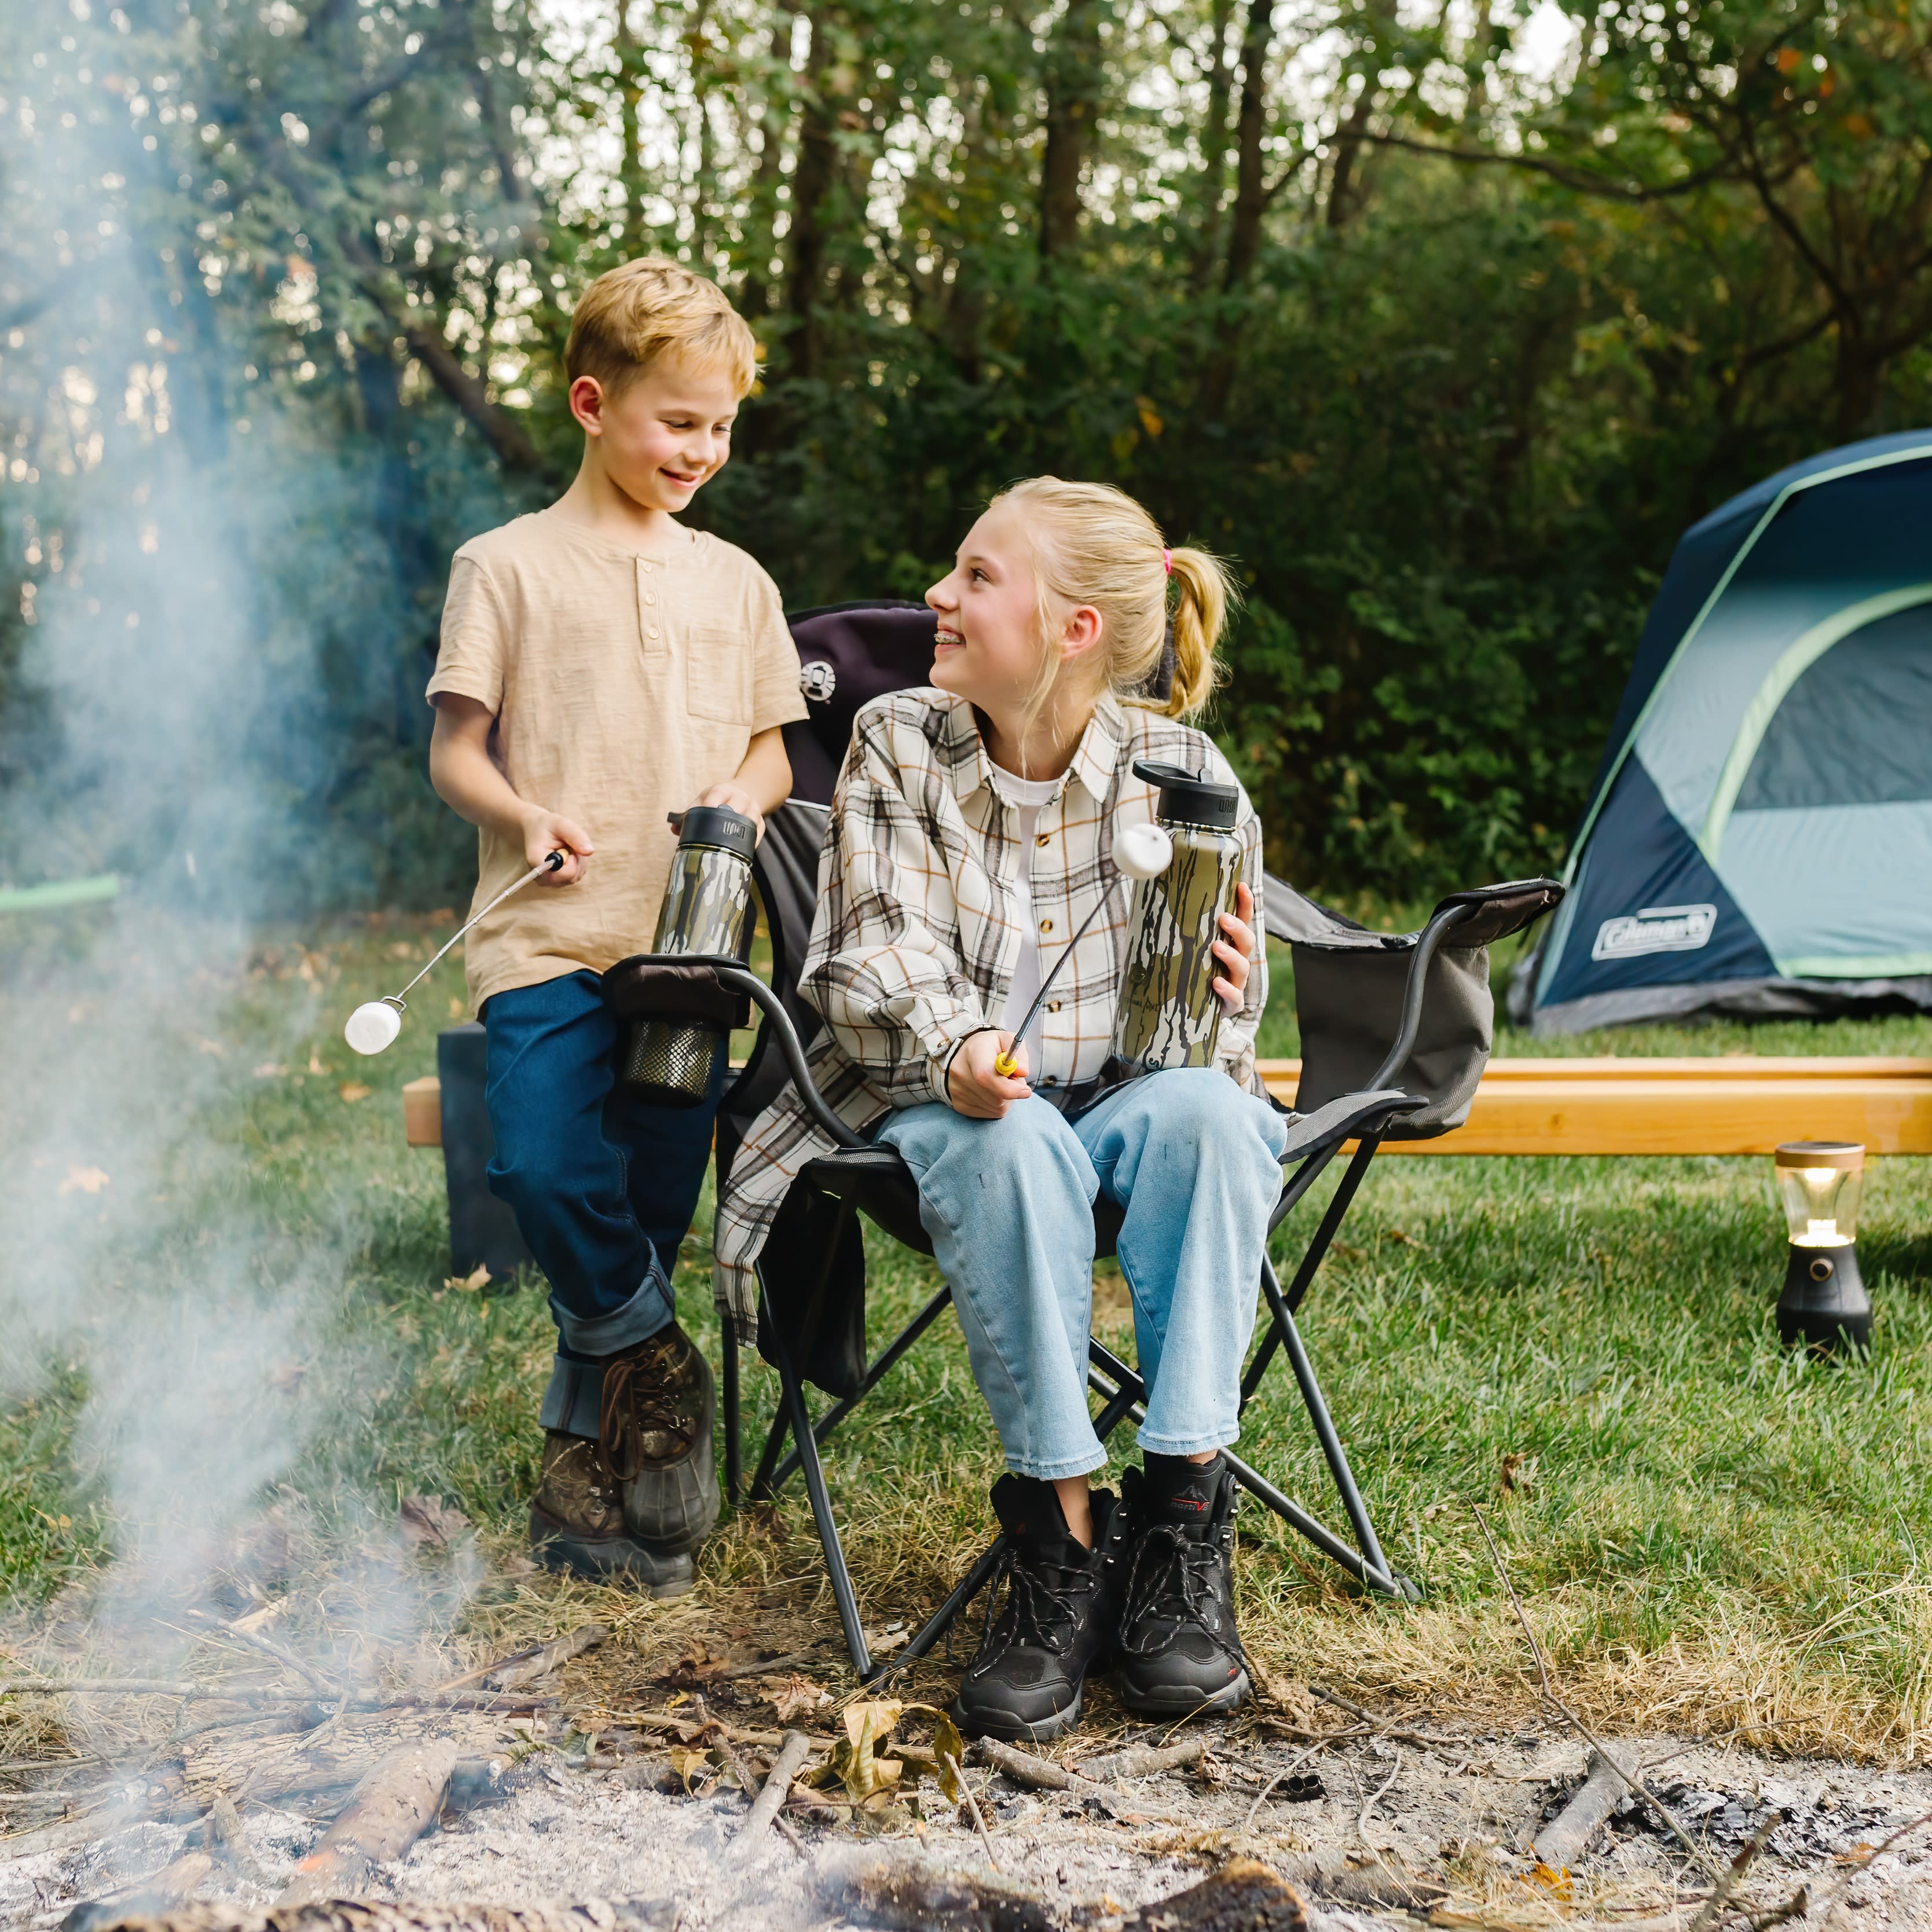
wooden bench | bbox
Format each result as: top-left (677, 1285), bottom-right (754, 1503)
top-left (402, 1057), bottom-right (1932, 1157)
top-left (1256, 1057), bottom-right (1932, 1155)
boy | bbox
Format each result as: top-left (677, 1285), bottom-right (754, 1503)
top-left (426, 258), bottom-right (806, 1596)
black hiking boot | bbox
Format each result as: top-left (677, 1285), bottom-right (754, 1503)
top-left (1115, 1455), bottom-right (1250, 1720)
top-left (529, 1431), bottom-right (695, 1597)
top-left (952, 1476), bottom-right (1129, 1743)
top-left (599, 1321), bottom-right (721, 1556)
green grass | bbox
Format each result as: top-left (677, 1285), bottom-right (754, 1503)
top-left (3, 912), bottom-right (1931, 1760)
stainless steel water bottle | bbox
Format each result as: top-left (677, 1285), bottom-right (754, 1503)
top-left (1108, 758), bottom-right (1244, 1077)
top-left (619, 805), bottom-right (758, 1105)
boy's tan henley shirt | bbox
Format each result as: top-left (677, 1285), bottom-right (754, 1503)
top-left (426, 509), bottom-right (808, 1013)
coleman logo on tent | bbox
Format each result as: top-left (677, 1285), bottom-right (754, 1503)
top-left (1592, 904), bottom-right (1717, 961)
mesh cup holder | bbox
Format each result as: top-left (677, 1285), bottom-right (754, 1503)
top-left (621, 1017), bottom-right (719, 1107)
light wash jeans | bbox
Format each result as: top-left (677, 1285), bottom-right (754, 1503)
top-left (877, 1068), bottom-right (1288, 1480)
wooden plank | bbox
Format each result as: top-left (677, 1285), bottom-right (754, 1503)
top-left (1254, 1064), bottom-right (1932, 1156)
top-left (1256, 1056), bottom-right (1932, 1085)
top-left (402, 1076), bottom-right (442, 1148)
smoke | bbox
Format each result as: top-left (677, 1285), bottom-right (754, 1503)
top-left (0, 2), bottom-right (472, 1668)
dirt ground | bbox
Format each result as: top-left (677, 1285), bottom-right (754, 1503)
top-left (6, 1718), bottom-right (1931, 1931)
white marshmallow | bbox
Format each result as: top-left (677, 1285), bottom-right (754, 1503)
top-left (344, 1000), bottom-right (403, 1056)
top-left (1112, 821), bottom-right (1174, 881)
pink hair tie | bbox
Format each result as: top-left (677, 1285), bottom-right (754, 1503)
top-left (1161, 547), bottom-right (1173, 576)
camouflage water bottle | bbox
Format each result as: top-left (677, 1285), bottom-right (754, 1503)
top-left (1108, 758), bottom-right (1244, 1077)
top-left (619, 805), bottom-right (757, 1106)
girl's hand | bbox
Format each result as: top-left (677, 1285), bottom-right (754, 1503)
top-left (1211, 882), bottom-right (1256, 1013)
top-left (948, 1030), bottom-right (1033, 1119)
top-left (520, 807), bottom-right (595, 885)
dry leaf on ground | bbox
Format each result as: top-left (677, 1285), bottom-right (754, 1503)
top-left (398, 1495), bottom-right (471, 1549)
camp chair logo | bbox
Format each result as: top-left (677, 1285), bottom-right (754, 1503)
top-left (799, 659), bottom-right (837, 703)
top-left (1592, 903), bottom-right (1717, 961)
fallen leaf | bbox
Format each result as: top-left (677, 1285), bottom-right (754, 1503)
top-left (58, 1165), bottom-right (110, 1197)
top-left (766, 1674), bottom-right (830, 1724)
top-left (339, 1082), bottom-right (371, 1103)
top-left (833, 1700), bottom-right (905, 1804)
top-left (863, 1622), bottom-right (911, 1656)
top-left (668, 1744), bottom-right (714, 1792)
top-left (398, 1494), bottom-right (471, 1549)
top-left (442, 1263), bottom-right (490, 1292)
top-left (1500, 1451), bottom-right (1535, 1494)
top-left (1528, 1863), bottom-right (1573, 1901)
top-left (1385, 1227), bottom-right (1429, 1249)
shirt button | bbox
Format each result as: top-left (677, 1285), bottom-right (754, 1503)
top-left (1043, 1075), bottom-right (1058, 1087)
top-left (644, 592), bottom-right (656, 606)
top-left (1035, 833), bottom-right (1050, 847)
top-left (1046, 1000), bottom-right (1061, 1014)
top-left (641, 561), bottom-right (654, 574)
top-left (1039, 918), bottom-right (1054, 934)
top-left (648, 625), bottom-right (659, 639)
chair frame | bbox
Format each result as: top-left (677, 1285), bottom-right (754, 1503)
top-left (636, 893), bottom-right (1484, 1685)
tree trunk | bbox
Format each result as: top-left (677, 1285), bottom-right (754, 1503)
top-left (783, 5), bottom-right (837, 382)
top-left (1200, 0), bottom-right (1274, 419)
top-left (615, 0), bottom-right (646, 252)
top-left (1190, 0), bottom-right (1237, 292)
top-left (742, 0), bottom-right (801, 317)
top-left (1038, 0), bottom-right (1105, 262)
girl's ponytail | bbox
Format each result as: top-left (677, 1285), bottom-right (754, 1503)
top-left (1163, 545), bottom-right (1233, 720)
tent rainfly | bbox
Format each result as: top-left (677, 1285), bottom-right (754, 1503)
top-left (1517, 430), bottom-right (1932, 1036)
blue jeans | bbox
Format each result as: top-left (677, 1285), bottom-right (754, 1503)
top-left (482, 969), bottom-right (723, 1436)
top-left (877, 1068), bottom-right (1288, 1479)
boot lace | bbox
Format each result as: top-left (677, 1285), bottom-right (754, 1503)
top-left (598, 1341), bottom-right (694, 1483)
top-left (976, 1539), bottom-right (1095, 1659)
top-left (1119, 1523), bottom-right (1223, 1657)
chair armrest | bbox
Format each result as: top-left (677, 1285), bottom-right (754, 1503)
top-left (1278, 1088), bottom-right (1425, 1164)
top-left (714, 965), bottom-right (867, 1150)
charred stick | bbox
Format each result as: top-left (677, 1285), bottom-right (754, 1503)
top-left (1534, 1745), bottom-right (1645, 1870)
top-left (1073, 1736), bottom-right (1207, 1782)
top-left (431, 1622), bottom-right (607, 1697)
top-left (1686, 1809), bottom-right (1780, 1932)
top-left (276, 1743), bottom-right (457, 1908)
top-left (61, 1850), bottom-right (215, 1932)
top-left (731, 1729), bottom-right (812, 1861)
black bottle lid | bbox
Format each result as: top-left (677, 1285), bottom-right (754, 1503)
top-left (1132, 757), bottom-right (1239, 830)
top-left (668, 805), bottom-right (758, 862)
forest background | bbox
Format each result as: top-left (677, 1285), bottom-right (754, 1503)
top-left (5, 0), bottom-right (1932, 913)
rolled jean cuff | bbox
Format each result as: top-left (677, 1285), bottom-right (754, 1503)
top-left (540, 1355), bottom-right (606, 1439)
top-left (549, 1255), bottom-right (674, 1359)
top-left (1003, 1446), bottom-right (1110, 1482)
top-left (1135, 1425), bottom-right (1240, 1458)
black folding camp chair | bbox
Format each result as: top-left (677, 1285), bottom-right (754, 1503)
top-left (616, 603), bottom-right (1564, 1683)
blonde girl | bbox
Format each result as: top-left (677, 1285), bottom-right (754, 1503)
top-left (716, 478), bottom-right (1285, 1741)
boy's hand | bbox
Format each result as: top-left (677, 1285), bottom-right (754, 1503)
top-left (520, 808), bottom-right (595, 885)
top-left (694, 781), bottom-right (765, 843)
top-left (947, 1031), bottom-right (1032, 1120)
top-left (1211, 881), bottom-right (1256, 1013)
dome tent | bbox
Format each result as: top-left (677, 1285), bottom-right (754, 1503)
top-left (1517, 430), bottom-right (1932, 1036)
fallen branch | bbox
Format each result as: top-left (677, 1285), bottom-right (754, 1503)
top-left (940, 1750), bottom-right (1000, 1874)
top-left (181, 1609), bottom-right (336, 1696)
top-left (1307, 1684), bottom-right (1468, 1750)
top-left (608, 1709), bottom-right (834, 1751)
top-left (432, 1622), bottom-right (607, 1697)
top-left (50, 1905), bottom-right (673, 1932)
top-left (1356, 1746), bottom-right (1403, 1844)
top-left (972, 1736), bottom-right (1115, 1801)
top-left (731, 1729), bottom-right (812, 1862)
top-left (719, 1645), bottom-right (823, 1681)
top-left (1533, 1745), bottom-right (1645, 1870)
top-left (276, 1743), bottom-right (457, 1907)
top-left (1073, 1736), bottom-right (1206, 1781)
top-left (0, 1677), bottom-right (298, 1700)
top-left (1685, 1808), bottom-right (1779, 1932)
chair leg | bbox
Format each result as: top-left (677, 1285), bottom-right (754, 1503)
top-left (746, 1403), bottom-right (793, 1504)
top-left (769, 1286), bottom-right (952, 1493)
top-left (1258, 1256), bottom-right (1408, 1594)
top-left (1242, 1136), bottom-right (1380, 1409)
top-left (761, 1295), bottom-right (875, 1681)
top-left (720, 1322), bottom-right (742, 1508)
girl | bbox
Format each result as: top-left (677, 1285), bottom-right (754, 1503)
top-left (714, 478), bottom-right (1286, 1741)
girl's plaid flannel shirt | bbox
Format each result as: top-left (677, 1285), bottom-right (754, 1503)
top-left (712, 687), bottom-right (1268, 1343)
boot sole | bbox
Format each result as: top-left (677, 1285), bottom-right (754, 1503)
top-left (1116, 1667), bottom-right (1251, 1721)
top-left (950, 1685), bottom-right (1084, 1744)
top-left (529, 1508), bottom-right (695, 1599)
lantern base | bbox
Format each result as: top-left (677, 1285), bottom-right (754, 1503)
top-left (1776, 1241), bottom-right (1870, 1355)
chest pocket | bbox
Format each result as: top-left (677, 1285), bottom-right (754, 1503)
top-left (685, 626), bottom-right (751, 725)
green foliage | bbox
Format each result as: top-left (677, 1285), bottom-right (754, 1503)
top-left (8, 0), bottom-right (1932, 903)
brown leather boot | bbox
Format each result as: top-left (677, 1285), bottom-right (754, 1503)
top-left (599, 1320), bottom-right (721, 1555)
top-left (529, 1432), bottom-right (694, 1596)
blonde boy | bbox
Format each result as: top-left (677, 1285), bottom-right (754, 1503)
top-left (426, 259), bottom-right (805, 1594)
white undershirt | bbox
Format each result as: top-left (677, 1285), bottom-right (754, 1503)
top-left (991, 765), bottom-right (1061, 1070)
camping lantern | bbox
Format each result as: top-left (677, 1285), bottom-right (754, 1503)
top-left (1773, 1141), bottom-right (1870, 1354)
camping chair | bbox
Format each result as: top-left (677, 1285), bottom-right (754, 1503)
top-left (611, 603), bottom-right (1565, 1683)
